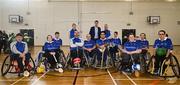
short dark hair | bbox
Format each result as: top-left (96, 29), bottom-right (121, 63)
top-left (158, 30), bottom-right (166, 34)
top-left (16, 33), bottom-right (23, 37)
top-left (55, 32), bottom-right (59, 35)
top-left (114, 31), bottom-right (118, 34)
top-left (128, 33), bottom-right (135, 37)
top-left (140, 33), bottom-right (146, 39)
top-left (47, 35), bottom-right (52, 40)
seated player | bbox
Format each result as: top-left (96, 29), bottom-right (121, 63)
top-left (137, 33), bottom-right (149, 60)
top-left (10, 33), bottom-right (30, 73)
top-left (109, 31), bottom-right (121, 62)
top-left (83, 34), bottom-right (96, 60)
top-left (120, 33), bottom-right (142, 72)
top-left (70, 31), bottom-right (84, 68)
top-left (53, 32), bottom-right (63, 52)
top-left (96, 31), bottom-right (110, 65)
top-left (43, 35), bottom-right (63, 72)
top-left (153, 30), bottom-right (173, 74)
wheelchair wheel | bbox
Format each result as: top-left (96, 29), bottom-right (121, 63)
top-left (147, 55), bottom-right (156, 74)
top-left (171, 55), bottom-right (180, 78)
top-left (160, 54), bottom-right (180, 77)
top-left (58, 51), bottom-right (66, 67)
top-left (1, 55), bottom-right (11, 76)
top-left (27, 56), bottom-right (35, 74)
top-left (140, 55), bottom-right (146, 73)
top-left (64, 53), bottom-right (71, 69)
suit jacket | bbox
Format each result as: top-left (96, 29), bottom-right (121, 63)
top-left (89, 26), bottom-right (101, 40)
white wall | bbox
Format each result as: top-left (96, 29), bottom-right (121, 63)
top-left (0, 0), bottom-right (180, 45)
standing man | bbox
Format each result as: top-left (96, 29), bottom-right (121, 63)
top-left (89, 20), bottom-right (101, 41)
top-left (104, 24), bottom-right (111, 39)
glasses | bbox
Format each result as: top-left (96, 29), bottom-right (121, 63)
top-left (159, 33), bottom-right (165, 35)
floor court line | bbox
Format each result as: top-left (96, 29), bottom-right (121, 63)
top-left (10, 76), bottom-right (26, 85)
top-left (107, 69), bottom-right (118, 85)
top-left (122, 72), bottom-right (137, 85)
top-left (31, 71), bottom-right (49, 85)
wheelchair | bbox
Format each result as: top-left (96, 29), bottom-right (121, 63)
top-left (117, 53), bottom-right (146, 77)
top-left (92, 47), bottom-right (114, 69)
top-left (147, 53), bottom-right (180, 78)
top-left (65, 48), bottom-right (90, 70)
top-left (1, 53), bottom-right (35, 77)
top-left (139, 49), bottom-right (151, 73)
top-left (35, 49), bottom-right (66, 73)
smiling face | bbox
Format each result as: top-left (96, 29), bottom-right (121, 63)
top-left (158, 31), bottom-right (166, 40)
top-left (128, 34), bottom-right (135, 42)
top-left (140, 33), bottom-right (146, 40)
top-left (55, 33), bottom-right (59, 39)
top-left (100, 32), bottom-right (105, 39)
top-left (86, 34), bottom-right (91, 40)
top-left (74, 31), bottom-right (79, 38)
top-left (16, 36), bottom-right (23, 42)
top-left (72, 23), bottom-right (76, 29)
top-left (94, 20), bottom-right (99, 27)
top-left (47, 35), bottom-right (53, 42)
top-left (114, 32), bottom-right (118, 38)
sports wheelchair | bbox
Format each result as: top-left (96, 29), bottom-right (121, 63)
top-left (147, 53), bottom-right (180, 78)
top-left (65, 48), bottom-right (90, 70)
top-left (92, 47), bottom-right (114, 69)
top-left (34, 49), bottom-right (66, 73)
top-left (1, 53), bottom-right (35, 77)
top-left (117, 53), bottom-right (146, 77)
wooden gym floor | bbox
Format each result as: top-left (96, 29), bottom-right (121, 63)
top-left (0, 46), bottom-right (180, 85)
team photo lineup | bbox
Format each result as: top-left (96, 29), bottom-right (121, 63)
top-left (0, 19), bottom-right (179, 85)
top-left (0, 1), bottom-right (180, 84)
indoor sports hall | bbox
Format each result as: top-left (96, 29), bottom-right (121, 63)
top-left (0, 0), bottom-right (180, 85)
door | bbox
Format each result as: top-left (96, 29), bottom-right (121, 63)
top-left (20, 29), bottom-right (34, 46)
top-left (122, 29), bottom-right (136, 45)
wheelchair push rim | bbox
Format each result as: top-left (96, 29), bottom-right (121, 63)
top-left (1, 55), bottom-right (11, 76)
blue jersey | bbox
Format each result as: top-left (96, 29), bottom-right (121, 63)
top-left (124, 40), bottom-right (141, 51)
top-left (110, 37), bottom-right (121, 46)
top-left (69, 29), bottom-right (77, 39)
top-left (104, 30), bottom-right (111, 38)
top-left (70, 37), bottom-right (84, 51)
top-left (43, 41), bottom-right (56, 52)
top-left (53, 38), bottom-right (62, 49)
top-left (96, 38), bottom-right (110, 46)
top-left (15, 42), bottom-right (26, 53)
top-left (137, 39), bottom-right (149, 49)
top-left (153, 37), bottom-right (173, 50)
top-left (84, 40), bottom-right (95, 49)
top-left (10, 41), bottom-right (28, 54)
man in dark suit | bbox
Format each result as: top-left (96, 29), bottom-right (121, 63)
top-left (89, 20), bottom-right (101, 41)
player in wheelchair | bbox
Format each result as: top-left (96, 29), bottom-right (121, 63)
top-left (83, 34), bottom-right (96, 66)
top-left (136, 33), bottom-right (150, 73)
top-left (109, 31), bottom-right (121, 67)
top-left (148, 30), bottom-right (180, 77)
top-left (41, 35), bottom-right (63, 73)
top-left (93, 31), bottom-right (113, 69)
top-left (52, 32), bottom-right (66, 67)
top-left (119, 33), bottom-right (142, 77)
top-left (1, 33), bottom-right (35, 77)
top-left (66, 31), bottom-right (84, 69)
